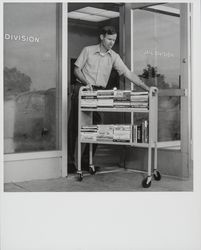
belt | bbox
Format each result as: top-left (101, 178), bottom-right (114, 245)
top-left (91, 85), bottom-right (105, 90)
top-left (75, 80), bottom-right (105, 90)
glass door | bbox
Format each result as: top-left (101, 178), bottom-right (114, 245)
top-left (124, 3), bottom-right (191, 178)
top-left (132, 4), bottom-right (181, 142)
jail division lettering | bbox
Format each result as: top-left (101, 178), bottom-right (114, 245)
top-left (144, 49), bottom-right (174, 58)
top-left (4, 33), bottom-right (40, 43)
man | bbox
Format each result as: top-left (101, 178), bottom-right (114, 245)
top-left (68, 26), bottom-right (149, 173)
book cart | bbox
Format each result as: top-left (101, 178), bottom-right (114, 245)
top-left (77, 86), bottom-right (161, 188)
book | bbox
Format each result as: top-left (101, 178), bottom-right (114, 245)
top-left (113, 125), bottom-right (131, 142)
top-left (130, 96), bottom-right (148, 102)
top-left (81, 132), bottom-right (97, 141)
top-left (81, 99), bottom-right (97, 108)
top-left (97, 90), bottom-right (114, 96)
top-left (130, 91), bottom-right (149, 95)
top-left (81, 91), bottom-right (97, 97)
top-left (113, 101), bottom-right (131, 108)
top-left (137, 124), bottom-right (142, 143)
top-left (130, 102), bottom-right (148, 107)
top-left (97, 125), bottom-right (114, 141)
top-left (114, 90), bottom-right (131, 101)
top-left (97, 98), bottom-right (114, 107)
top-left (133, 125), bottom-right (138, 143)
top-left (144, 120), bottom-right (149, 143)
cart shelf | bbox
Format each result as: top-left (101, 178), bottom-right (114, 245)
top-left (81, 108), bottom-right (149, 113)
top-left (80, 140), bottom-right (154, 147)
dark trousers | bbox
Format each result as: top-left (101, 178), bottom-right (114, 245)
top-left (68, 82), bottom-right (102, 170)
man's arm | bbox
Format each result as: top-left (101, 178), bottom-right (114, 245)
top-left (124, 70), bottom-right (149, 91)
top-left (74, 66), bottom-right (92, 89)
top-left (113, 54), bottom-right (149, 91)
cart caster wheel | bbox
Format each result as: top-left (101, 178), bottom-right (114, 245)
top-left (89, 166), bottom-right (96, 175)
top-left (142, 177), bottom-right (152, 188)
top-left (153, 170), bottom-right (161, 181)
top-left (77, 173), bottom-right (83, 182)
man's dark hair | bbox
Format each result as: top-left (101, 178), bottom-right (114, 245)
top-left (100, 26), bottom-right (117, 36)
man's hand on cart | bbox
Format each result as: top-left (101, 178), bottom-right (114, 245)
top-left (85, 83), bottom-right (93, 91)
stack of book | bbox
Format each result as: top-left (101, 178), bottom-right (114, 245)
top-left (81, 90), bottom-right (149, 110)
top-left (130, 92), bottom-right (149, 110)
top-left (81, 91), bottom-right (97, 108)
top-left (81, 125), bottom-right (98, 141)
top-left (81, 122), bottom-right (149, 143)
top-left (133, 120), bottom-right (149, 143)
top-left (113, 125), bottom-right (132, 142)
top-left (96, 125), bottom-right (114, 142)
top-left (97, 90), bottom-right (114, 107)
top-left (113, 90), bottom-right (131, 108)
top-left (81, 124), bottom-right (132, 143)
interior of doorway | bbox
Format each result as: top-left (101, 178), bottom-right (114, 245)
top-left (67, 3), bottom-right (123, 172)
top-left (67, 2), bottom-right (123, 125)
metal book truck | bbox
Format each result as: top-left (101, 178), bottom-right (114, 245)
top-left (77, 86), bottom-right (161, 188)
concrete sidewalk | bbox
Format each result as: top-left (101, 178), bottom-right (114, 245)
top-left (4, 167), bottom-right (193, 192)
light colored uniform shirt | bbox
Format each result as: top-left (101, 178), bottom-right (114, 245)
top-left (74, 44), bottom-right (130, 88)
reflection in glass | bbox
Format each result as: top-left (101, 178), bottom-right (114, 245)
top-left (4, 3), bottom-right (60, 153)
top-left (132, 4), bottom-right (181, 141)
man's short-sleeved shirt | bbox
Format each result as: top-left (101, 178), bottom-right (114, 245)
top-left (74, 44), bottom-right (130, 88)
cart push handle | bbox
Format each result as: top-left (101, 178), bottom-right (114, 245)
top-left (79, 86), bottom-right (92, 100)
top-left (149, 86), bottom-right (158, 96)
top-left (80, 86), bottom-right (91, 92)
top-left (79, 85), bottom-right (158, 97)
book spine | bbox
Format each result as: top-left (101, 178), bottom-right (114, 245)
top-left (137, 125), bottom-right (142, 143)
top-left (142, 121), bottom-right (145, 143)
top-left (144, 120), bottom-right (147, 143)
top-left (133, 125), bottom-right (137, 143)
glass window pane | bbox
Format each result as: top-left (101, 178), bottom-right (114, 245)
top-left (4, 3), bottom-right (60, 153)
top-left (132, 4), bottom-right (181, 141)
